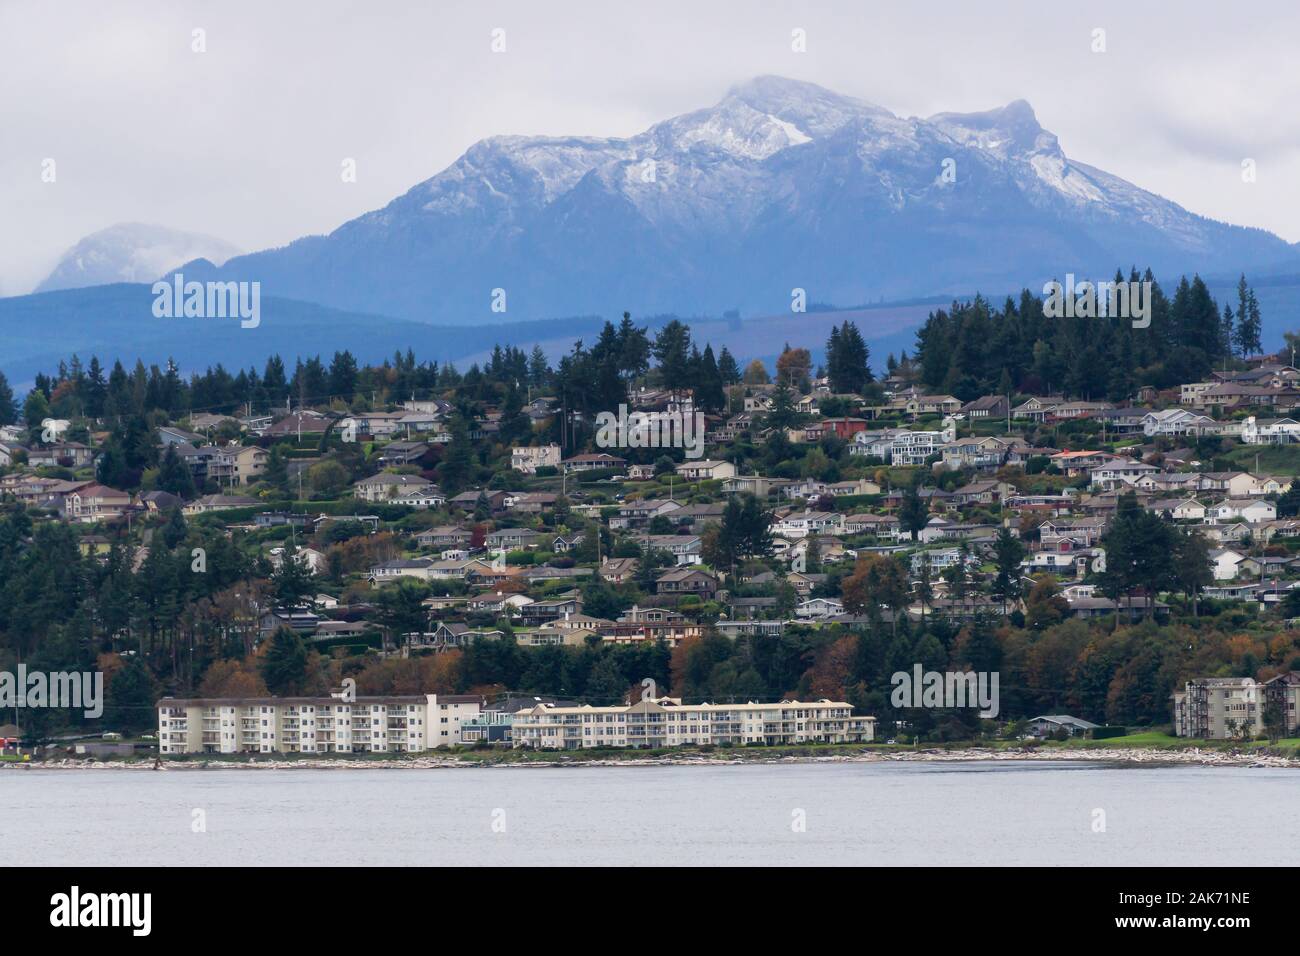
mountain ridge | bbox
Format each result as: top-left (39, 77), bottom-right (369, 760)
top-left (170, 75), bottom-right (1292, 324)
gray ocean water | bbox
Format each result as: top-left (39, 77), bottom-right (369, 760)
top-left (4, 761), bottom-right (1297, 866)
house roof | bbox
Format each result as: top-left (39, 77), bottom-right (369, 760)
top-left (1029, 714), bottom-right (1099, 729)
top-left (355, 472), bottom-right (432, 487)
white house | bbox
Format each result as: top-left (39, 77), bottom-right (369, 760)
top-left (391, 487), bottom-right (446, 509)
top-left (270, 546), bottom-right (325, 575)
top-left (771, 511), bottom-right (845, 539)
top-left (911, 547), bottom-right (979, 573)
top-left (1149, 497), bottom-right (1207, 522)
top-left (795, 597), bottom-right (845, 619)
top-left (1241, 416), bottom-right (1300, 445)
top-left (1210, 549), bottom-right (1246, 581)
top-left (1140, 408), bottom-right (1217, 437)
top-left (1089, 458), bottom-right (1159, 489)
top-left (850, 425), bottom-right (953, 466)
top-left (637, 534), bottom-right (703, 566)
top-left (1207, 499), bottom-right (1276, 524)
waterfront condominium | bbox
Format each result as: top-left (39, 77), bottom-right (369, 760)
top-left (1171, 672), bottom-right (1300, 739)
top-left (511, 696), bottom-right (875, 749)
top-left (157, 694), bottom-right (484, 755)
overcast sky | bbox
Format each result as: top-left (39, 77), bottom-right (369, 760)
top-left (3, 0), bottom-right (1297, 296)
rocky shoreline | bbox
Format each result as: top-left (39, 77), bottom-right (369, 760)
top-left (6, 745), bottom-right (1298, 771)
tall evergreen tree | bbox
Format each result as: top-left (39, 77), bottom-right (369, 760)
top-left (899, 481), bottom-right (929, 541)
top-left (991, 527), bottom-right (1026, 613)
top-left (259, 627), bottom-right (309, 695)
top-left (826, 320), bottom-right (872, 393)
top-left (717, 347), bottom-right (741, 386)
top-left (695, 344), bottom-right (726, 412)
top-left (156, 444), bottom-right (196, 498)
top-left (0, 371), bottom-right (17, 427)
top-left (653, 320), bottom-right (693, 396)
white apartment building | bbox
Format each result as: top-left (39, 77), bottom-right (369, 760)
top-left (511, 696), bottom-right (874, 749)
top-left (157, 694), bottom-right (483, 755)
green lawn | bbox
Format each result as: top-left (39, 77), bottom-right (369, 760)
top-left (1048, 732), bottom-right (1300, 753)
top-left (1054, 731), bottom-right (1184, 748)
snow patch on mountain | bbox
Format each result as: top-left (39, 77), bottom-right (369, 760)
top-left (175, 75), bottom-right (1294, 324)
top-left (36, 223), bottom-right (240, 293)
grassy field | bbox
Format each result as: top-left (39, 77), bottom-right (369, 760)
top-left (1223, 443), bottom-right (1300, 474)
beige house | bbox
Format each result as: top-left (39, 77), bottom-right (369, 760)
top-left (510, 444), bottom-right (562, 474)
top-left (63, 483), bottom-right (131, 523)
top-left (209, 445), bottom-right (268, 486)
top-left (674, 459), bottom-right (736, 481)
top-left (905, 394), bottom-right (962, 418)
top-left (183, 494), bottom-right (259, 515)
top-left (353, 472), bottom-right (436, 502)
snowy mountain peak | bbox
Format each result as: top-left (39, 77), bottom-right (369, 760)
top-left (36, 223), bottom-right (240, 293)
top-left (929, 99), bottom-right (1055, 159)
top-left (183, 77), bottom-right (1293, 324)
top-left (719, 75), bottom-right (886, 133)
top-left (651, 99), bottom-right (816, 161)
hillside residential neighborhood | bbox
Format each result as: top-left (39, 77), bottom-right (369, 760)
top-left (4, 291), bottom-right (1300, 749)
top-left (13, 0), bottom-right (1300, 892)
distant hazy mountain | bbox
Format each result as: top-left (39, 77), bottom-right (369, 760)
top-left (0, 283), bottom-right (446, 387)
top-left (36, 223), bottom-right (240, 293)
top-left (0, 282), bottom-right (935, 389)
top-left (183, 75), bottom-right (1296, 323)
